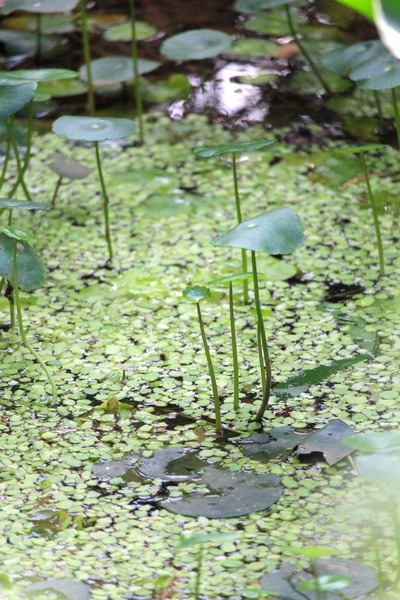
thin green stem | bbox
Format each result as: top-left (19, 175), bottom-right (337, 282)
top-left (79, 0), bottom-right (95, 113)
top-left (35, 13), bottom-right (42, 66)
top-left (310, 560), bottom-right (324, 600)
top-left (51, 176), bottom-right (63, 206)
top-left (0, 128), bottom-right (12, 192)
top-left (232, 152), bottom-right (249, 303)
top-left (12, 240), bottom-right (57, 401)
top-left (4, 281), bottom-right (15, 331)
top-left (257, 323), bottom-right (266, 396)
top-left (229, 282), bottom-right (239, 410)
top-left (251, 251), bottom-right (272, 422)
top-left (196, 302), bottom-right (221, 431)
top-left (94, 142), bottom-right (113, 263)
top-left (284, 4), bottom-right (331, 95)
top-left (194, 545), bottom-right (203, 600)
top-left (360, 152), bottom-right (384, 276)
top-left (6, 119), bottom-right (32, 201)
top-left (22, 98), bottom-right (34, 174)
top-left (391, 88), bottom-right (400, 148)
top-left (129, 0), bottom-right (144, 145)
top-left (373, 90), bottom-right (383, 120)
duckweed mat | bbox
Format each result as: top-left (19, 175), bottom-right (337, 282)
top-left (0, 113), bottom-right (399, 599)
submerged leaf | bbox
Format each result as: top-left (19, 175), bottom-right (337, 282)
top-left (238, 426), bottom-right (304, 461)
top-left (137, 448), bottom-right (206, 482)
top-left (297, 420), bottom-right (355, 465)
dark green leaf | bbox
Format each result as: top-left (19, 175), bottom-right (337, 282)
top-left (0, 81), bottom-right (37, 119)
top-left (161, 29), bottom-right (232, 61)
top-left (52, 116), bottom-right (136, 142)
top-left (238, 426), bottom-right (304, 462)
top-left (137, 448), bottom-right (206, 482)
top-left (193, 139), bottom-right (275, 158)
top-left (296, 420), bottom-right (355, 465)
top-left (104, 20), bottom-right (157, 42)
top-left (0, 68), bottom-right (78, 81)
top-left (0, 232), bottom-right (46, 291)
top-left (79, 57), bottom-right (160, 86)
top-left (47, 153), bottom-right (92, 179)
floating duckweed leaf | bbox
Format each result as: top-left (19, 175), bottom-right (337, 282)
top-left (0, 68), bottom-right (78, 81)
top-left (213, 208), bottom-right (304, 255)
top-left (238, 426), bottom-right (304, 461)
top-left (52, 116), bottom-right (136, 142)
top-left (92, 454), bottom-right (139, 480)
top-left (193, 139), bottom-right (275, 158)
top-left (137, 448), bottom-right (206, 482)
top-left (176, 532), bottom-right (237, 549)
top-left (0, 199), bottom-right (51, 210)
top-left (0, 232), bottom-right (46, 291)
top-left (23, 578), bottom-right (90, 599)
top-left (0, 0), bottom-right (78, 14)
top-left (159, 466), bottom-right (282, 518)
top-left (274, 354), bottom-right (371, 401)
top-left (104, 20), bottom-right (157, 41)
top-left (228, 38), bottom-right (277, 57)
top-left (0, 573), bottom-right (12, 590)
top-left (47, 153), bottom-right (92, 180)
top-left (161, 29), bottom-right (232, 61)
top-left (297, 420), bottom-right (355, 465)
top-left (0, 81), bottom-right (37, 119)
top-left (79, 57), bottom-right (160, 86)
top-left (183, 285), bottom-right (211, 303)
top-left (343, 431), bottom-right (400, 453)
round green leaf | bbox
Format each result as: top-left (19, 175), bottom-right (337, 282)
top-left (0, 0), bottom-right (78, 14)
top-left (213, 207), bottom-right (305, 255)
top-left (333, 144), bottom-right (387, 155)
top-left (322, 40), bottom-right (382, 75)
top-left (235, 0), bottom-right (297, 11)
top-left (161, 29), bottom-right (232, 61)
top-left (52, 116), bottom-right (136, 142)
top-left (37, 78), bottom-right (87, 98)
top-left (0, 225), bottom-right (32, 242)
top-left (104, 20), bottom-right (157, 42)
top-left (193, 139), bottom-right (275, 158)
top-left (0, 199), bottom-right (51, 210)
top-left (183, 285), bottom-right (211, 303)
top-left (176, 532), bottom-right (237, 550)
top-left (79, 57), bottom-right (160, 86)
top-left (0, 81), bottom-right (37, 119)
top-left (0, 232), bottom-right (46, 291)
top-left (0, 68), bottom-right (78, 82)
top-left (47, 153), bottom-right (92, 180)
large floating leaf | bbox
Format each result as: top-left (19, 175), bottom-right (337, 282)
top-left (238, 426), bottom-right (304, 461)
top-left (161, 29), bottom-right (232, 61)
top-left (193, 139), bottom-right (275, 158)
top-left (213, 207), bottom-right (304, 255)
top-left (159, 466), bottom-right (282, 518)
top-left (0, 0), bottom-right (78, 14)
top-left (23, 578), bottom-right (90, 599)
top-left (260, 557), bottom-right (377, 599)
top-left (52, 116), bottom-right (136, 142)
top-left (137, 448), bottom-right (206, 482)
top-left (297, 420), bottom-right (355, 465)
top-left (0, 232), bottom-right (46, 291)
top-left (79, 57), bottom-right (160, 86)
top-left (104, 20), bottom-right (157, 42)
top-left (0, 81), bottom-right (37, 119)
top-left (92, 454), bottom-right (139, 480)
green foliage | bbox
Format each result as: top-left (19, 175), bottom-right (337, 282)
top-left (161, 29), bottom-right (232, 61)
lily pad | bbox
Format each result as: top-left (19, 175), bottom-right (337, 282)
top-left (159, 466), bottom-right (283, 518)
top-left (137, 448), bottom-right (206, 482)
top-left (193, 139), bottom-right (275, 158)
top-left (0, 199), bottom-right (51, 210)
top-left (0, 81), bottom-right (37, 119)
top-left (296, 420), bottom-right (355, 465)
top-left (48, 153), bottom-right (92, 180)
top-left (79, 57), bottom-right (160, 86)
top-left (0, 231), bottom-right (46, 291)
top-left (0, 68), bottom-right (78, 82)
top-left (0, 0), bottom-right (78, 14)
top-left (104, 20), bottom-right (157, 42)
top-left (23, 578), bottom-right (90, 599)
top-left (161, 29), bottom-right (232, 61)
top-left (92, 455), bottom-right (139, 480)
top-left (37, 78), bottom-right (87, 98)
top-left (183, 285), bottom-right (211, 303)
top-left (235, 0), bottom-right (297, 13)
top-left (322, 40), bottom-right (383, 75)
top-left (52, 116), bottom-right (136, 142)
top-left (213, 207), bottom-right (304, 255)
top-left (238, 426), bottom-right (304, 461)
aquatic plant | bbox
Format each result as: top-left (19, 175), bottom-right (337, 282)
top-left (52, 115), bottom-right (136, 263)
top-left (183, 285), bottom-right (222, 431)
top-left (0, 222), bottom-right (57, 401)
top-left (47, 152), bottom-right (92, 206)
top-left (193, 139), bottom-right (275, 303)
top-left (213, 207), bottom-right (304, 422)
top-left (334, 144), bottom-right (386, 277)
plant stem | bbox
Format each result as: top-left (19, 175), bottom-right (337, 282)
top-left (373, 90), bottom-right (383, 120)
top-left (310, 559), bottom-right (324, 600)
top-left (251, 251), bottom-right (272, 422)
top-left (194, 545), bottom-right (203, 600)
top-left (12, 240), bottom-right (57, 401)
top-left (22, 98), bottom-right (34, 174)
top-left (232, 151), bottom-right (249, 303)
top-left (284, 4), bottom-right (331, 95)
top-left (94, 141), bottom-right (113, 263)
top-left (35, 13), bottom-right (42, 66)
top-left (360, 152), bottom-right (384, 276)
top-left (79, 0), bottom-right (95, 113)
top-left (389, 499), bottom-right (400, 584)
top-left (257, 323), bottom-right (266, 396)
top-left (0, 128), bottom-right (12, 193)
top-left (196, 302), bottom-right (221, 431)
top-left (129, 0), bottom-right (144, 145)
top-left (229, 282), bottom-right (239, 410)
top-left (391, 88), bottom-right (400, 148)
top-left (51, 176), bottom-right (63, 206)
top-left (4, 281), bottom-right (15, 331)
top-left (6, 118), bottom-right (32, 201)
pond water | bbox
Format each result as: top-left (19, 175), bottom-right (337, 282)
top-left (0, 1), bottom-right (399, 599)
